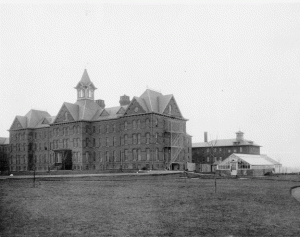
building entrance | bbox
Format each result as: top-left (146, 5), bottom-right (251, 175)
top-left (54, 149), bottom-right (72, 170)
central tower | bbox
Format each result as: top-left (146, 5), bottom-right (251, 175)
top-left (74, 69), bottom-right (97, 101)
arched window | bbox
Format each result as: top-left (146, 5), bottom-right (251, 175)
top-left (133, 120), bottom-right (136, 129)
top-left (124, 134), bottom-right (128, 145)
top-left (106, 151), bottom-right (109, 162)
top-left (137, 120), bottom-right (141, 129)
top-left (88, 89), bottom-right (93, 98)
top-left (168, 105), bottom-right (172, 114)
top-left (146, 133), bottom-right (150, 144)
top-left (80, 89), bottom-right (84, 97)
top-left (146, 148), bottom-right (151, 161)
top-left (146, 119), bottom-right (150, 128)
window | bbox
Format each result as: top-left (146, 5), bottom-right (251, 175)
top-left (240, 147), bottom-right (243, 152)
top-left (146, 119), bottom-right (150, 128)
top-left (156, 148), bottom-right (159, 161)
top-left (106, 124), bottom-right (109, 133)
top-left (155, 133), bottom-right (158, 143)
top-left (146, 133), bottom-right (150, 144)
top-left (113, 151), bottom-right (116, 162)
top-left (233, 149), bottom-right (237, 153)
top-left (137, 134), bottom-right (141, 144)
top-left (137, 120), bottom-right (141, 129)
top-left (214, 148), bottom-right (216, 152)
top-left (133, 149), bottom-right (137, 161)
top-left (88, 89), bottom-right (92, 98)
top-left (106, 151), bottom-right (109, 162)
top-left (124, 121), bottom-right (128, 130)
top-left (206, 148), bottom-right (209, 153)
top-left (138, 149), bottom-right (141, 161)
top-left (207, 157), bottom-right (210, 162)
top-left (133, 134), bottom-right (137, 144)
top-left (124, 134), bottom-right (128, 145)
top-left (93, 138), bottom-right (96, 147)
top-left (155, 118), bottom-right (158, 127)
top-left (113, 124), bottom-right (116, 132)
top-left (228, 149), bottom-right (231, 153)
top-left (133, 120), bottom-right (136, 129)
top-left (168, 105), bottom-right (172, 114)
top-left (99, 138), bottom-right (101, 147)
top-left (93, 126), bottom-right (95, 133)
top-left (99, 125), bottom-right (101, 133)
top-left (86, 138), bottom-right (89, 148)
top-left (146, 148), bottom-right (150, 161)
top-left (106, 137), bottom-right (109, 147)
top-left (124, 149), bottom-right (128, 161)
top-left (113, 137), bottom-right (117, 146)
top-left (219, 148), bottom-right (222, 152)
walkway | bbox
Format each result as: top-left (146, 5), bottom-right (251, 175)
top-left (291, 187), bottom-right (300, 202)
top-left (0, 170), bottom-right (182, 180)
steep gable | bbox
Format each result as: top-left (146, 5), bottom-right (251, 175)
top-left (162, 96), bottom-right (183, 118)
top-left (53, 104), bottom-right (76, 123)
top-left (10, 116), bottom-right (26, 130)
top-left (117, 106), bottom-right (126, 114)
top-left (124, 97), bottom-right (147, 116)
top-left (139, 89), bottom-right (162, 113)
top-left (25, 110), bottom-right (51, 128)
top-left (100, 109), bottom-right (109, 116)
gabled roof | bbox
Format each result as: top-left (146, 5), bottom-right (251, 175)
top-left (134, 96), bottom-right (149, 112)
top-left (25, 109), bottom-right (51, 128)
top-left (139, 89), bottom-right (163, 113)
top-left (0, 137), bottom-right (9, 145)
top-left (64, 102), bottom-right (79, 121)
top-left (193, 139), bottom-right (260, 148)
top-left (229, 153), bottom-right (276, 166)
top-left (93, 105), bottom-right (128, 121)
top-left (158, 94), bottom-right (173, 113)
top-left (75, 69), bottom-right (97, 90)
top-left (15, 116), bottom-right (27, 128)
top-left (75, 99), bottom-right (102, 121)
top-left (260, 155), bottom-right (282, 165)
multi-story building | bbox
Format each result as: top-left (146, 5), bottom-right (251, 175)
top-left (0, 137), bottom-right (10, 172)
top-left (192, 131), bottom-right (260, 172)
top-left (8, 69), bottom-right (192, 172)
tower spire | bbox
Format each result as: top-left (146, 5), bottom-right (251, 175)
top-left (75, 69), bottom-right (97, 101)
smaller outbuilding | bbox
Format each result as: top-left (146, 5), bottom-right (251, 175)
top-left (216, 153), bottom-right (282, 177)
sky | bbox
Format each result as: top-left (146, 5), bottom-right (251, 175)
top-left (0, 0), bottom-right (299, 169)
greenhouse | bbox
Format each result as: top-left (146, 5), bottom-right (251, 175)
top-left (216, 153), bottom-right (280, 176)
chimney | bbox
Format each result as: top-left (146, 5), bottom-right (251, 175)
top-left (119, 95), bottom-right (130, 106)
top-left (236, 131), bottom-right (244, 142)
top-left (204, 132), bottom-right (208, 143)
top-left (95, 99), bottom-right (105, 108)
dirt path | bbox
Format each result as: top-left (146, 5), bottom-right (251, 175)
top-left (291, 187), bottom-right (300, 202)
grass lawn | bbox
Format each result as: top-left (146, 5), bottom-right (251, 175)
top-left (1, 175), bottom-right (300, 236)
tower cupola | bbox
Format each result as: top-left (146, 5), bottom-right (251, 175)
top-left (236, 131), bottom-right (244, 142)
top-left (75, 69), bottom-right (97, 101)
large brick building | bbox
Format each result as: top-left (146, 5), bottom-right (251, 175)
top-left (0, 137), bottom-right (10, 172)
top-left (192, 131), bottom-right (260, 172)
top-left (8, 69), bottom-right (192, 172)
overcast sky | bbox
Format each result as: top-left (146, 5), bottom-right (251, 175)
top-left (1, 0), bottom-right (299, 169)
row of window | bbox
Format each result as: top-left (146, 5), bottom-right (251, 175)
top-left (206, 147), bottom-right (243, 153)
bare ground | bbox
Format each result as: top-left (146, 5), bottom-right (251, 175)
top-left (1, 175), bottom-right (300, 237)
